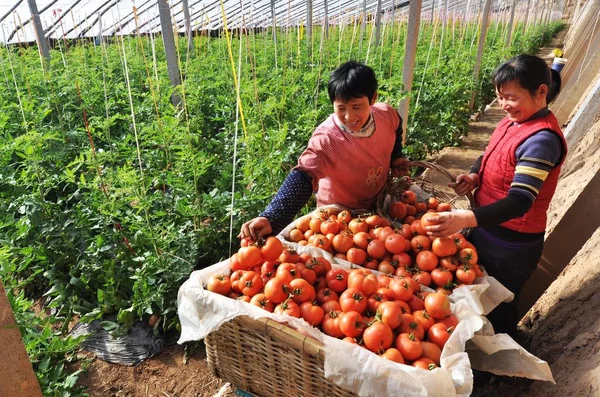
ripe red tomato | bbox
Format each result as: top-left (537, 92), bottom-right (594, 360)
top-left (420, 212), bottom-right (440, 229)
top-left (279, 248), bottom-right (300, 264)
top-left (310, 234), bottom-right (332, 251)
top-left (432, 237), bottom-right (457, 257)
top-left (395, 333), bottom-right (423, 361)
top-left (239, 271), bottom-right (264, 297)
top-left (365, 215), bottom-right (386, 228)
top-left (384, 234), bottom-right (406, 254)
top-left (439, 255), bottom-right (459, 271)
top-left (406, 294), bottom-right (425, 312)
top-left (206, 275), bottom-right (231, 295)
top-left (412, 310), bottom-right (435, 332)
top-left (320, 219), bottom-right (340, 235)
top-left (260, 236), bottom-right (284, 261)
top-left (412, 270), bottom-right (432, 287)
top-left (377, 301), bottom-right (404, 329)
top-left (363, 322), bottom-right (394, 353)
top-left (321, 300), bottom-right (342, 314)
top-left (389, 201), bottom-right (407, 220)
top-left (237, 246), bottom-right (262, 269)
top-left (410, 219), bottom-right (427, 236)
top-left (411, 235), bottom-right (431, 252)
top-left (347, 269), bottom-right (378, 296)
top-left (377, 226), bottom-right (396, 242)
top-left (436, 203), bottom-right (452, 212)
top-left (398, 313), bottom-right (425, 340)
top-left (346, 247), bottom-right (367, 266)
top-left (300, 301), bottom-right (324, 326)
top-left (424, 292), bottom-right (451, 319)
top-left (431, 267), bottom-right (453, 287)
top-left (339, 311), bottom-right (366, 338)
top-left (458, 248), bottom-right (479, 265)
top-left (339, 288), bottom-right (368, 313)
top-left (381, 347), bottom-right (405, 364)
top-left (367, 239), bottom-right (387, 259)
top-left (289, 278), bottom-right (315, 303)
top-left (316, 288), bottom-right (338, 304)
top-left (249, 293), bottom-right (275, 312)
top-left (332, 233), bottom-right (354, 253)
top-left (264, 277), bottom-right (290, 304)
top-left (412, 357), bottom-right (437, 370)
top-left (388, 278), bottom-right (413, 302)
top-left (420, 341), bottom-right (442, 366)
top-left (326, 268), bottom-right (348, 293)
top-left (426, 197), bottom-right (440, 210)
top-left (274, 300), bottom-right (300, 318)
top-left (456, 264), bottom-right (477, 284)
top-left (276, 263), bottom-right (300, 284)
top-left (401, 190), bottom-right (417, 205)
top-left (428, 322), bottom-right (453, 349)
top-left (438, 314), bottom-right (460, 329)
top-left (348, 218), bottom-right (369, 234)
top-left (416, 250), bottom-right (439, 272)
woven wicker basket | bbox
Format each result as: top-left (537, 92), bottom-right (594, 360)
top-left (205, 316), bottom-right (357, 397)
top-left (376, 160), bottom-right (474, 224)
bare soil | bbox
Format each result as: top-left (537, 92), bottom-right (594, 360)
top-left (77, 341), bottom-right (225, 397)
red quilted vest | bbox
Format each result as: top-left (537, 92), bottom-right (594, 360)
top-left (475, 112), bottom-right (567, 233)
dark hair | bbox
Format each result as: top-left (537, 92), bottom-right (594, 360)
top-left (328, 61), bottom-right (378, 103)
top-left (491, 54), bottom-right (562, 103)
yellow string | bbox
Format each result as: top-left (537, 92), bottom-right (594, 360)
top-left (219, 0), bottom-right (248, 139)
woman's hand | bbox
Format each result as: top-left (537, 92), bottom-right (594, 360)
top-left (448, 173), bottom-right (479, 196)
top-left (391, 157), bottom-right (410, 177)
top-left (423, 210), bottom-right (478, 237)
top-left (238, 217), bottom-right (273, 242)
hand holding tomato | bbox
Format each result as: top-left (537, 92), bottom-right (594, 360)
top-left (448, 173), bottom-right (478, 196)
top-left (238, 216), bottom-right (273, 242)
top-left (423, 210), bottom-right (478, 237)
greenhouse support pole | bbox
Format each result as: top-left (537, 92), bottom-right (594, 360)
top-left (522, 0), bottom-right (531, 33)
top-left (271, 0), bottom-right (276, 41)
top-left (469, 0), bottom-right (491, 110)
top-left (374, 0), bottom-right (383, 46)
top-left (307, 0), bottom-right (313, 47)
top-left (506, 0), bottom-right (517, 46)
top-left (390, 0), bottom-right (396, 32)
top-left (158, 0), bottom-right (182, 106)
top-left (398, 0), bottom-right (422, 145)
top-left (360, 0), bottom-right (366, 53)
top-left (324, 0), bottom-right (328, 38)
top-left (27, 0), bottom-right (50, 66)
top-left (182, 0), bottom-right (193, 54)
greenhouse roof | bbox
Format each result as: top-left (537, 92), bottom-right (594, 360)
top-left (0, 0), bottom-right (513, 45)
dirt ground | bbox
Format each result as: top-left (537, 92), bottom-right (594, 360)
top-left (77, 341), bottom-right (226, 396)
top-left (77, 28), bottom-right (600, 397)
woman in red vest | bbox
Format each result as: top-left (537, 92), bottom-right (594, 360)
top-left (425, 54), bottom-right (567, 335)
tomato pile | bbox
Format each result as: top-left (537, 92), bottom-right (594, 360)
top-left (285, 193), bottom-right (483, 294)
top-left (207, 238), bottom-right (460, 369)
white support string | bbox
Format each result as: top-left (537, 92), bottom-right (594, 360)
top-left (228, 0), bottom-right (245, 256)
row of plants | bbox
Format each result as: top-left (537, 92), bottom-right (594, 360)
top-left (0, 16), bottom-right (564, 395)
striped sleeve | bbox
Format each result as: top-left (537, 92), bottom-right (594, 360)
top-left (510, 130), bottom-right (563, 202)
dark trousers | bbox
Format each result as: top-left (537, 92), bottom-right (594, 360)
top-left (468, 228), bottom-right (544, 335)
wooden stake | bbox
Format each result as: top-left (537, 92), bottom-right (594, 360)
top-left (398, 0), bottom-right (422, 146)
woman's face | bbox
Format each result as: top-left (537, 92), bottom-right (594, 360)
top-left (333, 93), bottom-right (376, 132)
top-left (496, 80), bottom-right (548, 123)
